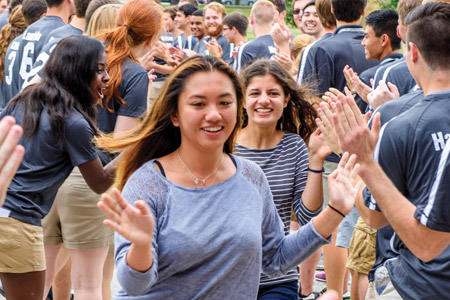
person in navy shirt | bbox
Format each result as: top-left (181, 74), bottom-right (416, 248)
top-left (333, 3), bottom-right (450, 299)
top-left (234, 0), bottom-right (276, 73)
top-left (2, 0), bottom-right (73, 103)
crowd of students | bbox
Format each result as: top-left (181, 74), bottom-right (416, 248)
top-left (0, 0), bottom-right (448, 299)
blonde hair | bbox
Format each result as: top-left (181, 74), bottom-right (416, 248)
top-left (204, 2), bottom-right (227, 18)
top-left (86, 4), bottom-right (123, 39)
top-left (0, 5), bottom-right (27, 81)
top-left (100, 0), bottom-right (163, 111)
top-left (251, 0), bottom-right (275, 25)
top-left (291, 34), bottom-right (315, 76)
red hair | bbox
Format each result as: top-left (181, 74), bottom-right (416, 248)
top-left (100, 0), bottom-right (162, 111)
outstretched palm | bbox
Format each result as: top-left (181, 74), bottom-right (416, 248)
top-left (98, 188), bottom-right (155, 246)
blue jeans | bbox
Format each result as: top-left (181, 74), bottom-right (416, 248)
top-left (258, 281), bottom-right (298, 300)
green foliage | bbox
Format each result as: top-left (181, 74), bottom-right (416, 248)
top-left (285, 0), bottom-right (295, 26)
top-left (375, 0), bottom-right (398, 10)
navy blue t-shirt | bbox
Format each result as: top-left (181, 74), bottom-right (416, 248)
top-left (2, 35), bottom-right (23, 106)
top-left (301, 25), bottom-right (378, 96)
top-left (2, 16), bottom-right (66, 102)
top-left (356, 53), bottom-right (403, 113)
top-left (97, 57), bottom-right (148, 164)
top-left (365, 90), bottom-right (450, 299)
top-left (0, 104), bottom-right (98, 226)
top-left (297, 32), bottom-right (332, 86)
top-left (173, 33), bottom-right (198, 51)
top-left (24, 24), bottom-right (83, 87)
top-left (365, 89), bottom-right (423, 282)
top-left (234, 35), bottom-right (276, 73)
top-left (372, 57), bottom-right (416, 96)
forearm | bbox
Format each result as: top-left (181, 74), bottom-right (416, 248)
top-left (126, 242), bottom-right (153, 272)
top-left (116, 238), bottom-right (157, 296)
top-left (263, 221), bottom-right (330, 277)
top-left (359, 160), bottom-right (449, 261)
top-left (151, 64), bottom-right (174, 74)
top-left (312, 206), bottom-right (345, 239)
top-left (301, 156), bottom-right (324, 212)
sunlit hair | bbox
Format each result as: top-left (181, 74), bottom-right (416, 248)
top-left (316, 0), bottom-right (336, 29)
top-left (240, 59), bottom-right (317, 141)
top-left (203, 2), bottom-right (227, 18)
top-left (404, 1), bottom-right (450, 70)
top-left (291, 34), bottom-right (315, 76)
top-left (86, 4), bottom-right (122, 39)
top-left (397, 0), bottom-right (422, 23)
top-left (99, 0), bottom-right (162, 112)
top-left (0, 5), bottom-right (27, 82)
top-left (291, 34), bottom-right (315, 60)
top-left (251, 0), bottom-right (275, 25)
top-left (96, 56), bottom-right (244, 190)
top-left (85, 0), bottom-right (121, 32)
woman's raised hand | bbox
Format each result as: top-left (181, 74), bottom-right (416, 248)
top-left (308, 127), bottom-right (332, 162)
top-left (98, 188), bottom-right (154, 246)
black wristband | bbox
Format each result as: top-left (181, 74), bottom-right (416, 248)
top-left (307, 167), bottom-right (325, 173)
top-left (328, 204), bottom-right (346, 218)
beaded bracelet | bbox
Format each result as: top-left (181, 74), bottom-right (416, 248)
top-left (328, 204), bottom-right (346, 218)
top-left (307, 167), bottom-right (325, 173)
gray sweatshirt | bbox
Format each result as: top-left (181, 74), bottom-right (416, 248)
top-left (114, 155), bottom-right (330, 299)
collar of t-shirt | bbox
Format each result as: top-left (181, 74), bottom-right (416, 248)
top-left (333, 25), bottom-right (364, 36)
top-left (380, 53), bottom-right (404, 66)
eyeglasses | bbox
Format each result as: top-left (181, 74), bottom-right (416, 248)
top-left (293, 8), bottom-right (302, 15)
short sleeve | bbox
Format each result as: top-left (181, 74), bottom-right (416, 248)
top-left (118, 69), bottom-right (148, 119)
top-left (414, 139), bottom-right (450, 232)
top-left (64, 117), bottom-right (98, 166)
top-left (365, 121), bottom-right (408, 211)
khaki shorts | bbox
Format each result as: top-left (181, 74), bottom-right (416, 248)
top-left (43, 167), bottom-right (113, 250)
top-left (346, 217), bottom-right (377, 274)
top-left (0, 217), bottom-right (45, 273)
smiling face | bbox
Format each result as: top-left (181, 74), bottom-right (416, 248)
top-left (171, 71), bottom-right (237, 152)
top-left (301, 5), bottom-right (323, 38)
top-left (90, 52), bottom-right (110, 104)
top-left (293, 0), bottom-right (309, 29)
top-left (361, 25), bottom-right (384, 61)
top-left (204, 8), bottom-right (223, 38)
top-left (244, 74), bottom-right (289, 128)
top-left (191, 15), bottom-right (206, 39)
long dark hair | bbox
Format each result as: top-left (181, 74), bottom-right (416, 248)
top-left (7, 35), bottom-right (104, 145)
top-left (240, 59), bottom-right (317, 141)
top-left (97, 55), bottom-right (244, 190)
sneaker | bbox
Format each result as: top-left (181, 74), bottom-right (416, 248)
top-left (315, 272), bottom-right (326, 282)
top-left (342, 290), bottom-right (350, 300)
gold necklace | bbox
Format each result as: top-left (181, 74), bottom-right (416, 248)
top-left (177, 148), bottom-right (224, 185)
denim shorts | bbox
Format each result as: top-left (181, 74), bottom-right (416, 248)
top-left (336, 206), bottom-right (359, 248)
